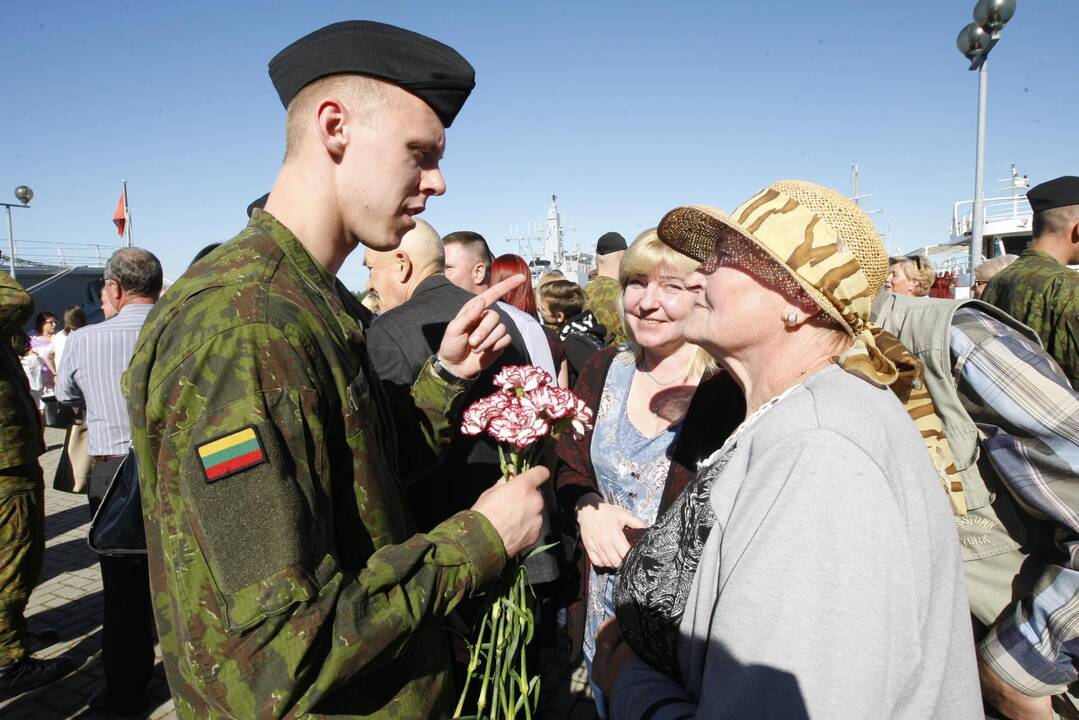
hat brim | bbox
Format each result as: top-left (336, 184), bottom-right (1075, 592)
top-left (657, 205), bottom-right (853, 335)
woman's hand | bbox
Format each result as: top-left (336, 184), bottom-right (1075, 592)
top-left (576, 493), bottom-right (647, 569)
top-left (593, 617), bottom-right (638, 697)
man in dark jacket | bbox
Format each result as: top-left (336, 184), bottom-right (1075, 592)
top-left (364, 221), bottom-right (555, 564)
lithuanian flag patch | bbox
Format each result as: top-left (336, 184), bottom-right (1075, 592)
top-left (197, 426), bottom-right (267, 483)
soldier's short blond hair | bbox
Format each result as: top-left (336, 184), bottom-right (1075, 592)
top-left (284, 75), bottom-right (391, 160)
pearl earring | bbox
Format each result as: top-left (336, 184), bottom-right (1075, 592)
top-left (785, 310), bottom-right (798, 327)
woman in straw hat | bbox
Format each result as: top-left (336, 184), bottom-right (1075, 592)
top-left (592, 181), bottom-right (981, 718)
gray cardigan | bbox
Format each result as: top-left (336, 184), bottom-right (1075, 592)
top-left (612, 365), bottom-right (981, 719)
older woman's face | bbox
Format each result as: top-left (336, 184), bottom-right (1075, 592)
top-left (885, 263), bottom-right (917, 296)
top-left (622, 265), bottom-right (696, 353)
top-left (682, 244), bottom-right (789, 357)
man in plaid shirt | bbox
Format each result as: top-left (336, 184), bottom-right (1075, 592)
top-left (874, 292), bottom-right (1079, 719)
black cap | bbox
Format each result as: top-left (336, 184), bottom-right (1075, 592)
top-left (247, 193), bottom-right (269, 219)
top-left (269, 20), bottom-right (475, 128)
top-left (595, 231), bottom-right (627, 255)
top-left (1027, 176), bottom-right (1079, 215)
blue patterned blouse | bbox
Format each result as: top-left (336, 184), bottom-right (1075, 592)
top-left (583, 351), bottom-right (682, 660)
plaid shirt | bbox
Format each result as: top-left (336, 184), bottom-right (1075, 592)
top-left (949, 308), bottom-right (1079, 695)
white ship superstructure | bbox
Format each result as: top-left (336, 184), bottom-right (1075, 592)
top-left (917, 164), bottom-right (1033, 281)
top-left (511, 195), bottom-right (593, 286)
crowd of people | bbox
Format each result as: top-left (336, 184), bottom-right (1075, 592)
top-left (0, 18), bottom-right (1077, 720)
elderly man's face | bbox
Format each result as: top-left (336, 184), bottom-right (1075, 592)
top-left (363, 250), bottom-right (408, 312)
top-left (339, 85), bottom-right (447, 252)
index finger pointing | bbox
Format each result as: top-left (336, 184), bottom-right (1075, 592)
top-left (477, 274), bottom-right (526, 310)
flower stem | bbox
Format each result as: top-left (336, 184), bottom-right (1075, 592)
top-left (477, 599), bottom-right (500, 715)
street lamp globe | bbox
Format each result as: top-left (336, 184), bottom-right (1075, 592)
top-left (14, 186), bottom-right (33, 206)
top-left (957, 22), bottom-right (990, 61)
top-left (975, 0), bottom-right (1016, 38)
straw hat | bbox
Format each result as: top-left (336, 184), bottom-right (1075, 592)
top-left (657, 180), bottom-right (888, 337)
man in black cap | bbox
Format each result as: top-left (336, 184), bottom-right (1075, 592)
top-left (584, 231), bottom-right (628, 345)
top-left (124, 20), bottom-right (549, 718)
top-left (983, 175), bottom-right (1079, 387)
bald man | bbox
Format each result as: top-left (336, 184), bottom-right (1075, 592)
top-left (364, 221), bottom-right (533, 496)
top-left (364, 219), bottom-right (445, 312)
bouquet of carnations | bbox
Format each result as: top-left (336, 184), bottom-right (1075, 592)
top-left (453, 365), bottom-right (593, 720)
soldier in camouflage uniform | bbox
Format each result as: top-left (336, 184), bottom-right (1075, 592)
top-left (584, 232), bottom-right (628, 346)
top-left (982, 176), bottom-right (1079, 389)
top-left (0, 271), bottom-right (76, 698)
top-left (123, 21), bottom-right (548, 718)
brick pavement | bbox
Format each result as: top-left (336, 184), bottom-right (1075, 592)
top-left (1, 427), bottom-right (596, 719)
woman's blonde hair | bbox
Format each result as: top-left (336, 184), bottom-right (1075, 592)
top-left (889, 255), bottom-right (935, 296)
top-left (618, 228), bottom-right (716, 377)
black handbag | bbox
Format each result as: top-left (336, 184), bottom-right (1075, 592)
top-left (41, 396), bottom-right (76, 428)
top-left (87, 449), bottom-right (147, 555)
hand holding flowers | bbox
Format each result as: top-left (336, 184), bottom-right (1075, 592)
top-left (455, 365), bottom-right (593, 719)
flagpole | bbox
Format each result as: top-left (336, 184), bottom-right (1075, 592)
top-left (122, 179), bottom-right (133, 247)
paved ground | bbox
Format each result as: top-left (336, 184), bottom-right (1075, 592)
top-left (1, 427), bottom-right (596, 718)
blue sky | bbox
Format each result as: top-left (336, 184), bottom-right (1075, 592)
top-left (3, 1), bottom-right (1077, 291)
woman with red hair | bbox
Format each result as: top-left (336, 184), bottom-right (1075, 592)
top-left (490, 254), bottom-right (569, 387)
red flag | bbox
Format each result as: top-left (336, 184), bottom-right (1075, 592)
top-left (112, 191), bottom-right (126, 237)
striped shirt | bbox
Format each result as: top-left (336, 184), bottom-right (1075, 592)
top-left (949, 308), bottom-right (1079, 694)
top-left (55, 303), bottom-right (154, 456)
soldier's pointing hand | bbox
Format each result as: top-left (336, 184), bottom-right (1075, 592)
top-left (436, 274), bottom-right (526, 379)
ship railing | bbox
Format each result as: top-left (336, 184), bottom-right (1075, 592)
top-left (952, 195), bottom-right (1033, 237)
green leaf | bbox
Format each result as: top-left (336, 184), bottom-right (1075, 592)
top-left (522, 541), bottom-right (559, 560)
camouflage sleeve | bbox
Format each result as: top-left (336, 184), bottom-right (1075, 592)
top-left (397, 356), bottom-right (473, 479)
top-left (584, 279), bottom-right (626, 346)
top-left (140, 322), bottom-right (504, 711)
top-left (1053, 293), bottom-right (1079, 388)
top-left (0, 271), bottom-right (32, 338)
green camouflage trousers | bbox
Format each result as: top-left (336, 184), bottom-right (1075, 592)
top-left (0, 464), bottom-right (44, 665)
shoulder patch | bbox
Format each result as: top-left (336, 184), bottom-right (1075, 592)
top-left (196, 426), bottom-right (267, 483)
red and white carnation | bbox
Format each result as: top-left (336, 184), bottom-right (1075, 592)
top-left (493, 364), bottom-right (553, 393)
top-left (462, 363), bottom-right (592, 458)
top-left (461, 392), bottom-right (510, 436)
top-left (487, 397), bottom-right (550, 448)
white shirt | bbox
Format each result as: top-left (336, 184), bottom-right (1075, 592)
top-left (496, 302), bottom-right (556, 380)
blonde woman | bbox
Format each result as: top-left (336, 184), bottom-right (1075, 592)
top-left (885, 254), bottom-right (935, 296)
top-left (555, 229), bottom-right (742, 718)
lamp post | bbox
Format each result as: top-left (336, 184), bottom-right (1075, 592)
top-left (957, 0), bottom-right (1016, 288)
top-left (1, 185), bottom-right (33, 281)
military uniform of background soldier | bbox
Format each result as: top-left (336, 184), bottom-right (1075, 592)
top-left (982, 175), bottom-right (1079, 389)
top-left (0, 271), bottom-right (75, 698)
top-left (583, 231), bottom-right (628, 346)
top-left (124, 20), bottom-right (548, 719)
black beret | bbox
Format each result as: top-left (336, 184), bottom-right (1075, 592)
top-left (247, 193), bottom-right (269, 219)
top-left (268, 20), bottom-right (475, 128)
top-left (1027, 176), bottom-right (1079, 214)
top-left (596, 231), bottom-right (627, 255)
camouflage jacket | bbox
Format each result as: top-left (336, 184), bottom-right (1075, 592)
top-left (981, 248), bottom-right (1079, 388)
top-left (123, 211), bottom-right (506, 719)
top-left (582, 275), bottom-right (625, 346)
top-left (0, 271), bottom-right (43, 471)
